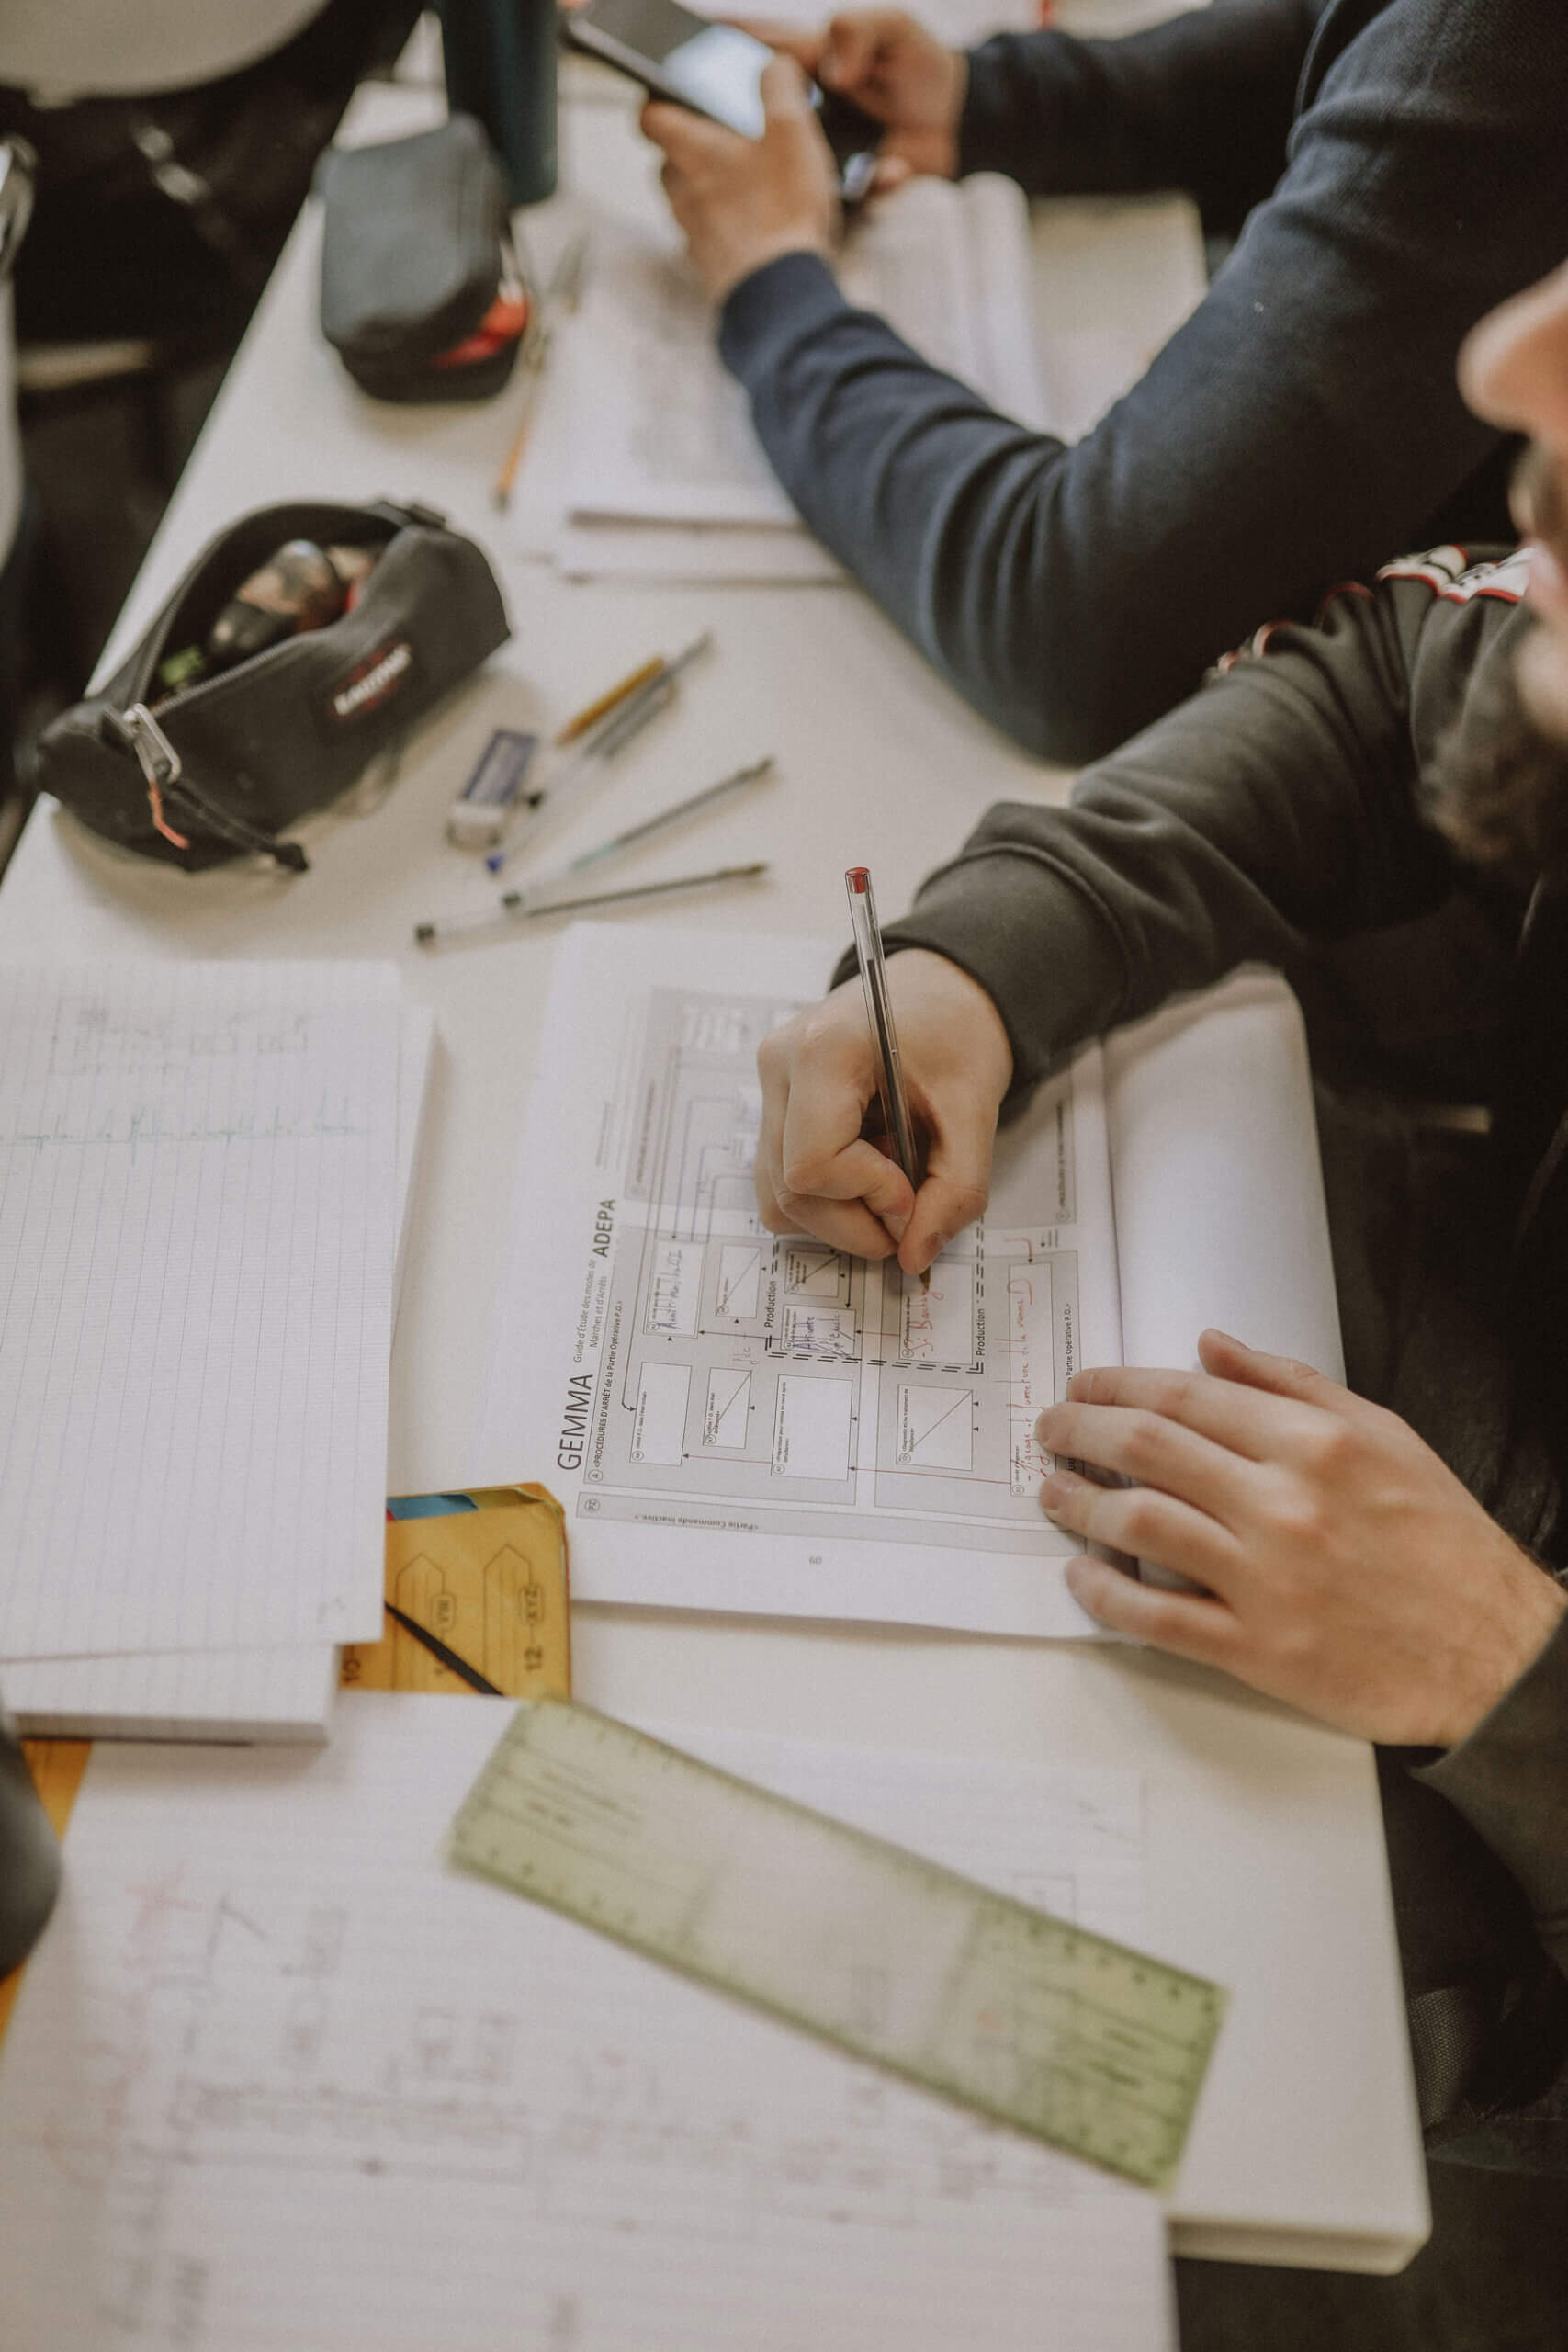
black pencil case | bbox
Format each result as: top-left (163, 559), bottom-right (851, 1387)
top-left (317, 116), bottom-right (524, 402)
top-left (34, 497), bottom-right (510, 872)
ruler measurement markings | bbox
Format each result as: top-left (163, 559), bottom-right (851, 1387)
top-left (449, 1701), bottom-right (1225, 2192)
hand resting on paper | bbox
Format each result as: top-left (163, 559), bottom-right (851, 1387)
top-left (739, 10), bottom-right (967, 186)
top-left (1040, 1330), bottom-right (1567, 1748)
top-left (753, 946), bottom-right (1012, 1277)
top-left (642, 55), bottom-right (840, 304)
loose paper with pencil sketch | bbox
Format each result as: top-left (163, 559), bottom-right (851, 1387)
top-left (477, 928), bottom-right (1340, 1637)
top-left (0, 1002), bottom-right (434, 1741)
top-left (0, 1692), bottom-right (1172, 2352)
top-left (0, 962), bottom-right (400, 1662)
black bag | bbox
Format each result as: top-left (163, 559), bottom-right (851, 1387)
top-left (35, 497), bottom-right (510, 872)
top-left (318, 117), bottom-right (524, 402)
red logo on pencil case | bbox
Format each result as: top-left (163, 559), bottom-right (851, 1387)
top-left (327, 638), bottom-right (414, 723)
top-left (434, 293), bottom-right (530, 371)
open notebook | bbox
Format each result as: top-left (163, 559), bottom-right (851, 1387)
top-left (0, 984), bottom-right (434, 1742)
top-left (478, 926), bottom-right (1341, 1637)
top-left (0, 1694), bottom-right (1172, 2352)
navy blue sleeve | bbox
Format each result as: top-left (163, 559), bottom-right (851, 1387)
top-left (959, 0), bottom-right (1316, 232)
top-left (718, 0), bottom-right (1568, 765)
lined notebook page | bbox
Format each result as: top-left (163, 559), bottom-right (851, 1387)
top-left (0, 1004), bottom-right (433, 1742)
top-left (0, 1697), bottom-right (1172, 2352)
top-left (0, 963), bottom-right (400, 1659)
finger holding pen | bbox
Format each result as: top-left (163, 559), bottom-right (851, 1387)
top-left (757, 1014), bottom-right (917, 1261)
top-left (753, 953), bottom-right (1012, 1276)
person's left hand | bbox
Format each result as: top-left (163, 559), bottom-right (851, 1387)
top-left (641, 54), bottom-right (840, 304)
top-left (1038, 1329), bottom-right (1567, 1747)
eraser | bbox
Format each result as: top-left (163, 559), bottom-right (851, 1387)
top-left (446, 728), bottom-right (539, 850)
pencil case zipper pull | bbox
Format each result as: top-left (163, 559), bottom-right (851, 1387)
top-left (104, 704), bottom-right (310, 873)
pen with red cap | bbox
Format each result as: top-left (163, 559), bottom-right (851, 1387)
top-left (845, 866), bottom-right (929, 1285)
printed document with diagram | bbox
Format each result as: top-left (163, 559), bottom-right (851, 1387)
top-left (479, 929), bottom-right (1342, 1637)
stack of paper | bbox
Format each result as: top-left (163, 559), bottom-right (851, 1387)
top-left (0, 964), bottom-right (434, 1742)
top-left (0, 1693), bottom-right (1176, 2351)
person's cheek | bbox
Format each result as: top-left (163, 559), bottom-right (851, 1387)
top-left (1527, 538), bottom-right (1568, 623)
top-left (1516, 620), bottom-right (1568, 743)
top-left (1460, 259), bottom-right (1568, 436)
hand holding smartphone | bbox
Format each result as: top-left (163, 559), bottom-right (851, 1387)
top-left (562, 0), bottom-right (880, 194)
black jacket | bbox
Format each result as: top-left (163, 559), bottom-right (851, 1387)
top-left (873, 546), bottom-right (1568, 2030)
top-left (718, 0), bottom-right (1568, 763)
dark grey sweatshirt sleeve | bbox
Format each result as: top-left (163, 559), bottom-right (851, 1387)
top-left (1416, 1608), bottom-right (1568, 1982)
top-left (869, 571), bottom-right (1568, 1983)
top-left (870, 570), bottom-right (1474, 1092)
top-left (718, 0), bottom-right (1568, 765)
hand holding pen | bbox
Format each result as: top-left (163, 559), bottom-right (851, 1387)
top-left (751, 937), bottom-right (1014, 1282)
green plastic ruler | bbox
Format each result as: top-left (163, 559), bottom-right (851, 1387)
top-left (449, 1698), bottom-right (1226, 2193)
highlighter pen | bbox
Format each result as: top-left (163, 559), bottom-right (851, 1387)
top-left (845, 865), bottom-right (929, 1287)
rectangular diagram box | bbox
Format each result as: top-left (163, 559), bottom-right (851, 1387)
top-left (631, 1363), bottom-right (692, 1464)
top-left (1006, 1264), bottom-right (1055, 1497)
top-left (772, 1376), bottom-right (852, 1482)
top-left (896, 1385), bottom-right (976, 1473)
top-left (897, 1259), bottom-right (978, 1367)
top-left (715, 1241), bottom-right (764, 1320)
top-left (647, 1240), bottom-right (705, 1336)
top-left (703, 1368), bottom-right (752, 1448)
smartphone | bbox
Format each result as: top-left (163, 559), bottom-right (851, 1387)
top-left (563, 0), bottom-right (881, 181)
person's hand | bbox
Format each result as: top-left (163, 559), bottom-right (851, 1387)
top-left (641, 55), bottom-right (840, 305)
top-left (1038, 1329), bottom-right (1567, 1747)
top-left (754, 948), bottom-right (1013, 1275)
top-left (743, 11), bottom-right (966, 183)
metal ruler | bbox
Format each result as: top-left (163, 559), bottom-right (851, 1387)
top-left (449, 1700), bottom-right (1225, 2192)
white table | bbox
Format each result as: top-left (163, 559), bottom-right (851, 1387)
top-left (0, 73), bottom-right (1427, 2271)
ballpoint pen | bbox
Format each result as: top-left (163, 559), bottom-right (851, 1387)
top-left (414, 860), bottom-right (768, 946)
top-left (487, 754), bottom-right (772, 885)
top-left (845, 865), bottom-right (929, 1286)
top-left (483, 630), bottom-right (714, 866)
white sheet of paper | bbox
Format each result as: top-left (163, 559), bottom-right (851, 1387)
top-left (0, 1693), bottom-right (1172, 2352)
top-left (0, 1640), bottom-right (340, 1744)
top-left (552, 517), bottom-right (844, 583)
top-left (477, 925), bottom-right (1121, 1638)
top-left (0, 1002), bottom-right (435, 1740)
top-left (0, 962), bottom-right (400, 1662)
top-left (1105, 970), bottom-right (1344, 1381)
